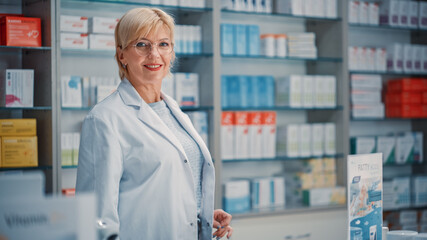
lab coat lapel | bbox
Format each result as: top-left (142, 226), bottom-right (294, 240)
top-left (162, 93), bottom-right (213, 164)
top-left (117, 79), bottom-right (187, 158)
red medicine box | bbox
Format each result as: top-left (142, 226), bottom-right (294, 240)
top-left (0, 16), bottom-right (42, 47)
top-left (386, 104), bottom-right (424, 118)
top-left (385, 92), bottom-right (422, 105)
top-left (423, 92), bottom-right (427, 104)
top-left (387, 78), bottom-right (427, 92)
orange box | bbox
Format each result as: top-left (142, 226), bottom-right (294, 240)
top-left (386, 104), bottom-right (424, 118)
top-left (385, 92), bottom-right (422, 105)
top-left (0, 16), bottom-right (41, 47)
top-left (387, 78), bottom-right (427, 92)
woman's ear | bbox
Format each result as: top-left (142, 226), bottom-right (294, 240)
top-left (117, 46), bottom-right (126, 66)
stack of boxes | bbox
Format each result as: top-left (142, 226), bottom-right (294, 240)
top-left (221, 75), bottom-right (275, 108)
top-left (287, 33), bottom-right (317, 59)
top-left (276, 75), bottom-right (336, 109)
top-left (276, 123), bottom-right (336, 158)
top-left (385, 78), bottom-right (427, 118)
top-left (351, 132), bottom-right (423, 165)
top-left (222, 0), bottom-right (272, 13)
top-left (283, 158), bottom-right (345, 207)
top-left (221, 111), bottom-right (276, 160)
top-left (349, 1), bottom-right (380, 25)
top-left (348, 47), bottom-right (387, 72)
top-left (61, 132), bottom-right (80, 167)
top-left (273, 0), bottom-right (338, 18)
top-left (387, 44), bottom-right (427, 73)
top-left (221, 24), bottom-right (260, 56)
top-left (61, 75), bottom-right (120, 108)
top-left (0, 119), bottom-right (38, 168)
top-left (350, 74), bottom-right (384, 119)
top-left (384, 177), bottom-right (411, 210)
top-left (222, 176), bottom-right (285, 214)
top-left (0, 15), bottom-right (42, 47)
top-left (0, 69), bottom-right (34, 108)
top-left (162, 72), bottom-right (200, 107)
top-left (380, 0), bottom-right (427, 29)
top-left (174, 25), bottom-right (203, 55)
top-left (60, 15), bottom-right (118, 50)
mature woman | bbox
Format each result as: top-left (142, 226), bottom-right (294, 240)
top-left (76, 8), bottom-right (232, 240)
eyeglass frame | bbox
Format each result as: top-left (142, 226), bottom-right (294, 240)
top-left (129, 38), bottom-right (174, 56)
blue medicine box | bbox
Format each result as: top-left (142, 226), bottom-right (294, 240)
top-left (246, 25), bottom-right (260, 56)
top-left (221, 24), bottom-right (235, 56)
top-left (235, 24), bottom-right (247, 56)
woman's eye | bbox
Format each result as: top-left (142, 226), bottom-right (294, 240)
top-left (136, 42), bottom-right (148, 47)
top-left (159, 42), bottom-right (170, 47)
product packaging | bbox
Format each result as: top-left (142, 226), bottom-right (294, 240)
top-left (1, 69), bottom-right (34, 107)
top-left (0, 16), bottom-right (41, 47)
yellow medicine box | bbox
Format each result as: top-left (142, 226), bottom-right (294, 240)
top-left (1, 136), bottom-right (38, 167)
top-left (0, 119), bottom-right (37, 136)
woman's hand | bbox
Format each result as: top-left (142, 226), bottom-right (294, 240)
top-left (212, 209), bottom-right (233, 239)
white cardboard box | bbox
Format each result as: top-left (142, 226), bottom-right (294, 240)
top-left (277, 124), bottom-right (299, 157)
top-left (325, 0), bottom-right (337, 18)
top-left (420, 2), bottom-right (427, 29)
top-left (408, 1), bottom-right (419, 29)
top-left (221, 112), bottom-right (235, 160)
top-left (299, 124), bottom-right (311, 157)
top-left (251, 178), bottom-right (271, 208)
top-left (375, 48), bottom-right (387, 71)
top-left (349, 1), bottom-right (359, 24)
top-left (387, 43), bottom-right (403, 72)
top-left (380, 0), bottom-right (399, 26)
top-left (376, 136), bottom-right (396, 164)
top-left (1, 69), bottom-right (34, 107)
top-left (324, 123), bottom-right (336, 155)
top-left (262, 112), bottom-right (276, 158)
top-left (61, 76), bottom-right (82, 108)
top-left (351, 104), bottom-right (385, 119)
top-left (276, 75), bottom-right (302, 107)
top-left (398, 1), bottom-right (410, 27)
top-left (89, 34), bottom-right (115, 50)
top-left (403, 44), bottom-right (413, 73)
top-left (358, 1), bottom-right (369, 24)
top-left (235, 112), bottom-right (249, 159)
top-left (248, 112), bottom-right (263, 159)
top-left (351, 136), bottom-right (376, 154)
top-left (348, 46), bottom-right (359, 70)
top-left (175, 73), bottom-right (199, 107)
top-left (60, 33), bottom-right (88, 49)
top-left (351, 74), bottom-right (382, 90)
top-left (351, 90), bottom-right (381, 104)
top-left (60, 15), bottom-right (88, 33)
top-left (223, 180), bottom-right (251, 213)
top-left (89, 16), bottom-right (119, 34)
top-left (368, 2), bottom-right (379, 25)
top-left (311, 123), bottom-right (324, 156)
top-left (413, 45), bottom-right (423, 73)
top-left (302, 75), bottom-right (314, 108)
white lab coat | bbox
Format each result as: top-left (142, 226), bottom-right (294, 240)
top-left (76, 79), bottom-right (215, 240)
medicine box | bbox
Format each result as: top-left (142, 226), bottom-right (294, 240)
top-left (235, 112), bottom-right (249, 159)
top-left (223, 180), bottom-right (251, 214)
top-left (299, 124), bottom-right (311, 157)
top-left (387, 43), bottom-right (403, 72)
top-left (403, 44), bottom-right (413, 73)
top-left (61, 133), bottom-right (73, 166)
top-left (350, 136), bottom-right (376, 154)
top-left (395, 132), bottom-right (415, 164)
top-left (385, 92), bottom-right (422, 105)
top-left (246, 25), bottom-right (260, 56)
top-left (0, 119), bottom-right (36, 136)
top-left (262, 111), bottom-right (276, 158)
top-left (60, 33), bottom-right (88, 49)
top-left (61, 76), bottom-right (82, 108)
top-left (398, 1), bottom-right (410, 27)
top-left (72, 132), bottom-right (80, 166)
top-left (1, 69), bottom-right (34, 107)
top-left (302, 75), bottom-right (314, 108)
top-left (276, 124), bottom-right (299, 157)
top-left (0, 16), bottom-right (42, 47)
top-left (311, 123), bottom-right (324, 157)
top-left (314, 76), bottom-right (327, 108)
top-left (251, 177), bottom-right (271, 208)
top-left (420, 2), bottom-right (427, 30)
top-left (302, 187), bottom-right (346, 206)
top-left (323, 158), bottom-right (336, 172)
top-left (1, 136), bottom-right (38, 167)
top-left (351, 104), bottom-right (385, 119)
top-left (89, 34), bottom-right (115, 50)
top-left (368, 2), bottom-right (379, 25)
top-left (60, 15), bottom-right (88, 33)
top-left (221, 24), bottom-right (234, 56)
top-left (412, 176), bottom-right (427, 207)
top-left (325, 0), bottom-right (337, 18)
top-left (387, 78), bottom-right (427, 92)
top-left (248, 112), bottom-right (263, 159)
top-left (359, 2), bottom-right (369, 25)
top-left (235, 24), bottom-right (247, 56)
top-left (221, 112), bottom-right (235, 160)
top-left (89, 16), bottom-right (118, 34)
top-left (257, 76), bottom-right (275, 107)
top-left (175, 73), bottom-right (199, 107)
top-left (349, 1), bottom-right (359, 24)
top-left (324, 123), bottom-right (336, 155)
top-left (375, 48), bottom-right (387, 71)
top-left (408, 2), bottom-right (419, 29)
top-left (271, 177), bottom-right (285, 207)
top-left (276, 75), bottom-right (302, 108)
top-left (351, 90), bottom-right (381, 104)
top-left (380, 0), bottom-right (399, 26)
top-left (376, 136), bottom-right (396, 164)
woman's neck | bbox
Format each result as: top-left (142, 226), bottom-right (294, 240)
top-left (130, 80), bottom-right (162, 104)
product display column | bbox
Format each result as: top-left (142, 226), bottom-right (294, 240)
top-left (219, 0), bottom-right (347, 218)
top-left (57, 0), bottom-right (214, 194)
top-left (0, 0), bottom-right (58, 193)
top-left (347, 0), bottom-right (427, 232)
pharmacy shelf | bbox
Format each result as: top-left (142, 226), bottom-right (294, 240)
top-left (0, 46), bottom-right (51, 51)
top-left (349, 23), bottom-right (427, 32)
top-left (62, 106), bottom-right (213, 111)
top-left (61, 0), bottom-right (213, 13)
top-left (222, 154), bottom-right (344, 163)
top-left (351, 118), bottom-right (427, 121)
top-left (0, 166), bottom-right (52, 172)
top-left (222, 55), bottom-right (342, 62)
top-left (62, 166), bottom-right (78, 169)
top-left (61, 49), bottom-right (213, 58)
top-left (223, 106), bottom-right (343, 111)
top-left (349, 70), bottom-right (427, 77)
top-left (0, 106), bottom-right (52, 111)
top-left (232, 204), bottom-right (346, 219)
top-left (221, 10), bottom-right (341, 22)
top-left (383, 205), bottom-right (427, 212)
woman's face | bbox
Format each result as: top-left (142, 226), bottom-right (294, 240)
top-left (120, 26), bottom-right (173, 86)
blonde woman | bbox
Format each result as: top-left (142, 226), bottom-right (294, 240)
top-left (76, 8), bottom-right (232, 240)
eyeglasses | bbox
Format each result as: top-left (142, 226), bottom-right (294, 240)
top-left (131, 39), bottom-right (174, 56)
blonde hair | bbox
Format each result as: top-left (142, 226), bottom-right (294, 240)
top-left (115, 8), bottom-right (175, 80)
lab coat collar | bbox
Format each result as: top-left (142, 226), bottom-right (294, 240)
top-left (117, 79), bottom-right (187, 159)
